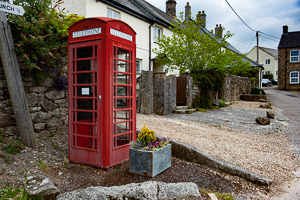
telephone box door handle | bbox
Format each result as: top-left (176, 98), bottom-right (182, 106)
top-left (98, 95), bottom-right (102, 102)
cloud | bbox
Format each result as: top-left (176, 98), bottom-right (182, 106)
top-left (147, 0), bottom-right (300, 53)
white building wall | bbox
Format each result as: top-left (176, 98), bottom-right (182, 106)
top-left (247, 47), bottom-right (278, 80)
top-left (62, 0), bottom-right (179, 75)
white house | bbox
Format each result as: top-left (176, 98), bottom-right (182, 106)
top-left (62, 0), bottom-right (179, 75)
top-left (247, 46), bottom-right (278, 80)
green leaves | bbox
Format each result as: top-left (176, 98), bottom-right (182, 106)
top-left (153, 12), bottom-right (255, 78)
top-left (8, 0), bottom-right (84, 73)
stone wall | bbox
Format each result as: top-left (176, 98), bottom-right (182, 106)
top-left (222, 74), bottom-right (251, 101)
top-left (278, 48), bottom-right (300, 90)
top-left (153, 73), bottom-right (176, 115)
top-left (0, 60), bottom-right (68, 136)
top-left (139, 71), bottom-right (153, 115)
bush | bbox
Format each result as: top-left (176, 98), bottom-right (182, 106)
top-left (251, 87), bottom-right (262, 95)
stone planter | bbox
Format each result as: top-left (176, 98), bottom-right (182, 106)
top-left (129, 143), bottom-right (171, 177)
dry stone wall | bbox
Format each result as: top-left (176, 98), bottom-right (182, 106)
top-left (0, 60), bottom-right (68, 137)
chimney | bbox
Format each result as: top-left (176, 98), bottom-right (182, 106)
top-left (215, 24), bottom-right (223, 38)
top-left (196, 11), bottom-right (206, 28)
top-left (283, 25), bottom-right (288, 35)
top-left (166, 0), bottom-right (176, 18)
top-left (185, 2), bottom-right (191, 21)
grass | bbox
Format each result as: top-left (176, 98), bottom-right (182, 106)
top-left (36, 161), bottom-right (49, 173)
top-left (0, 187), bottom-right (29, 200)
top-left (199, 188), bottom-right (234, 200)
top-left (197, 108), bottom-right (207, 112)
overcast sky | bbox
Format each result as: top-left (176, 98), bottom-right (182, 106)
top-left (146, 0), bottom-right (300, 54)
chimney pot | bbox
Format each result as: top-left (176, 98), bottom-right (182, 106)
top-left (185, 2), bottom-right (191, 21)
top-left (166, 0), bottom-right (177, 18)
top-left (215, 24), bottom-right (223, 38)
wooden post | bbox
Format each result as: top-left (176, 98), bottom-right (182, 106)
top-left (0, 11), bottom-right (37, 148)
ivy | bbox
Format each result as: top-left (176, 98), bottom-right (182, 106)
top-left (8, 0), bottom-right (84, 87)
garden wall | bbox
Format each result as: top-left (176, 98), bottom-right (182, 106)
top-left (0, 59), bottom-right (68, 137)
top-left (222, 74), bottom-right (252, 101)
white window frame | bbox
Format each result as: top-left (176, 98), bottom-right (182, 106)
top-left (107, 8), bottom-right (120, 20)
top-left (290, 71), bottom-right (299, 84)
top-left (265, 59), bottom-right (270, 65)
top-left (153, 26), bottom-right (162, 43)
top-left (290, 50), bottom-right (299, 63)
top-left (136, 59), bottom-right (142, 74)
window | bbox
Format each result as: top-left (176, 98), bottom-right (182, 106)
top-left (153, 27), bottom-right (162, 42)
top-left (107, 8), bottom-right (120, 20)
top-left (136, 59), bottom-right (141, 74)
top-left (290, 71), bottom-right (299, 84)
top-left (265, 59), bottom-right (270, 64)
top-left (290, 50), bottom-right (299, 62)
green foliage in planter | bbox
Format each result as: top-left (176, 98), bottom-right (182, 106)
top-left (251, 87), bottom-right (262, 95)
top-left (219, 100), bottom-right (225, 107)
top-left (8, 0), bottom-right (84, 86)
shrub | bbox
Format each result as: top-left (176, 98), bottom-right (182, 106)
top-left (251, 87), bottom-right (262, 95)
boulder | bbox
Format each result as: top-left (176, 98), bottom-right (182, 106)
top-left (57, 181), bottom-right (201, 200)
top-left (255, 117), bottom-right (270, 125)
top-left (25, 175), bottom-right (60, 200)
top-left (41, 99), bottom-right (58, 111)
top-left (267, 111), bottom-right (275, 119)
top-left (45, 90), bottom-right (65, 100)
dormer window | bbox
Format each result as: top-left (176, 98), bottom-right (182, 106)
top-left (107, 8), bottom-right (120, 20)
top-left (290, 50), bottom-right (299, 62)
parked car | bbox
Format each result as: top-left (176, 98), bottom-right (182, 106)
top-left (272, 79), bottom-right (278, 85)
top-left (262, 79), bottom-right (272, 87)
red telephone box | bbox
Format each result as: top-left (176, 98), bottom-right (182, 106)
top-left (68, 17), bottom-right (136, 168)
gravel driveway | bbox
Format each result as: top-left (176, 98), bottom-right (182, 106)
top-left (136, 101), bottom-right (299, 189)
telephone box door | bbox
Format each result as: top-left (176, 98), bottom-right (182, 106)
top-left (68, 40), bottom-right (102, 166)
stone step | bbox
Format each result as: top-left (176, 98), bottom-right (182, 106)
top-left (173, 108), bottom-right (196, 114)
top-left (175, 106), bottom-right (188, 110)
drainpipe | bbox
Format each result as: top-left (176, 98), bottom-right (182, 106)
top-left (149, 22), bottom-right (154, 71)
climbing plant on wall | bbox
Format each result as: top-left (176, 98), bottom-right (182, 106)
top-left (8, 0), bottom-right (84, 87)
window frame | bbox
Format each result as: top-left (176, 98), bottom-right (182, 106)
top-left (290, 50), bottom-right (299, 63)
top-left (290, 71), bottom-right (299, 84)
top-left (136, 59), bottom-right (142, 74)
top-left (153, 26), bottom-right (162, 43)
top-left (107, 8), bottom-right (120, 20)
top-left (265, 59), bottom-right (270, 65)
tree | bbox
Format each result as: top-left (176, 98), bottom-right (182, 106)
top-left (153, 13), bottom-right (252, 75)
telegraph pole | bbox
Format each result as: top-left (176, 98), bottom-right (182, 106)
top-left (256, 31), bottom-right (262, 88)
top-left (0, 1), bottom-right (36, 148)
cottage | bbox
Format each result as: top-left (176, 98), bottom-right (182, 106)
top-left (278, 25), bottom-right (300, 90)
top-left (247, 46), bottom-right (278, 80)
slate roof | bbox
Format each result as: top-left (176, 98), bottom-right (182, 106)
top-left (98, 0), bottom-right (174, 27)
top-left (278, 31), bottom-right (300, 49)
top-left (259, 47), bottom-right (278, 60)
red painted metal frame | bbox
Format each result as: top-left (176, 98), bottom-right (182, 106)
top-left (68, 17), bottom-right (136, 168)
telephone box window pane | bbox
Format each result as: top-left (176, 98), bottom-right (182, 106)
top-left (116, 86), bottom-right (131, 96)
top-left (114, 98), bottom-right (131, 109)
top-left (113, 110), bottom-right (131, 122)
top-left (94, 46), bottom-right (97, 57)
top-left (117, 60), bottom-right (130, 72)
top-left (77, 99), bottom-right (94, 110)
top-left (115, 73), bottom-right (130, 84)
top-left (77, 73), bottom-right (93, 84)
top-left (77, 46), bottom-right (93, 58)
top-left (77, 60), bottom-right (93, 71)
top-left (117, 48), bottom-right (130, 61)
top-left (94, 60), bottom-right (97, 71)
top-left (73, 61), bottom-right (76, 71)
top-left (114, 122), bottom-right (130, 135)
top-left (77, 112), bottom-right (93, 121)
top-left (116, 134), bottom-right (130, 147)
